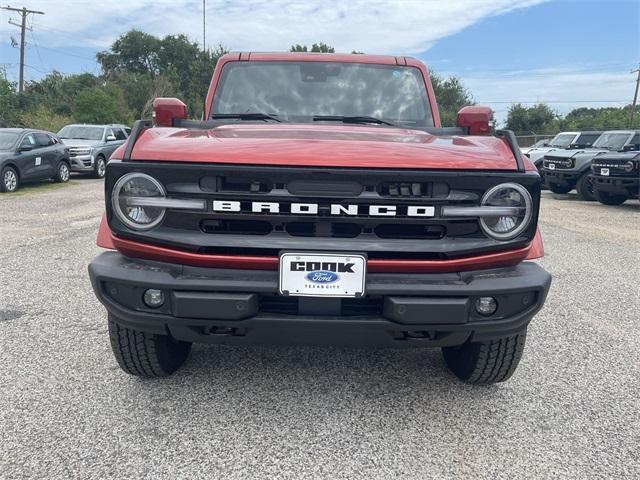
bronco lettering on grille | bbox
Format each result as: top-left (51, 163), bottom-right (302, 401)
top-left (212, 201), bottom-right (435, 217)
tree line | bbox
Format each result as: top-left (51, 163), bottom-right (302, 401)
top-left (506, 103), bottom-right (639, 135)
top-left (0, 30), bottom-right (635, 134)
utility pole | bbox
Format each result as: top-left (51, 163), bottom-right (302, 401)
top-left (630, 64), bottom-right (640, 127)
top-left (202, 0), bottom-right (206, 52)
top-left (2, 5), bottom-right (44, 93)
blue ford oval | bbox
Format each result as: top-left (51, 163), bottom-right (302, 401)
top-left (306, 271), bottom-right (340, 284)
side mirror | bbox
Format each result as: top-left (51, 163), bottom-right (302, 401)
top-left (622, 144), bottom-right (638, 152)
top-left (153, 97), bottom-right (188, 127)
top-left (19, 145), bottom-right (33, 152)
top-left (106, 135), bottom-right (117, 142)
top-left (456, 106), bottom-right (493, 135)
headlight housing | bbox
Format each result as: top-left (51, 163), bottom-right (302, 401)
top-left (112, 173), bottom-right (166, 230)
top-left (479, 183), bottom-right (532, 241)
top-left (623, 161), bottom-right (635, 172)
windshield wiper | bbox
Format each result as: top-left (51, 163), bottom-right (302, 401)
top-left (312, 115), bottom-right (395, 126)
top-left (210, 113), bottom-right (283, 123)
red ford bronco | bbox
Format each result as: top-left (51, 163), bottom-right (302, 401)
top-left (89, 53), bottom-right (551, 384)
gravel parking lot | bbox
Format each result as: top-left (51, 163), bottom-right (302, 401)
top-left (0, 179), bottom-right (638, 479)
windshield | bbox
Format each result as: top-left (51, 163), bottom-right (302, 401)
top-left (549, 133), bottom-right (577, 148)
top-left (592, 132), bottom-right (632, 150)
top-left (212, 61), bottom-right (433, 126)
top-left (58, 126), bottom-right (104, 141)
top-left (0, 132), bottom-right (20, 150)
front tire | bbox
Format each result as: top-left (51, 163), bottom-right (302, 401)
top-left (54, 161), bottom-right (70, 183)
top-left (595, 190), bottom-right (627, 206)
top-left (1, 166), bottom-right (19, 193)
top-left (442, 331), bottom-right (527, 384)
top-left (575, 172), bottom-right (595, 201)
top-left (108, 315), bottom-right (192, 378)
top-left (548, 183), bottom-right (572, 194)
top-left (94, 155), bottom-right (106, 178)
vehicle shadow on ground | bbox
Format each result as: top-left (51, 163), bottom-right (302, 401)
top-left (131, 343), bottom-right (500, 399)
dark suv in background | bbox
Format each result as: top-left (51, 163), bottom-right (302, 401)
top-left (57, 124), bottom-right (130, 178)
top-left (0, 128), bottom-right (70, 193)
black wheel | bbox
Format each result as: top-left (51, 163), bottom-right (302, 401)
top-left (595, 190), bottom-right (627, 206)
top-left (548, 183), bottom-right (572, 194)
top-left (108, 314), bottom-right (192, 378)
top-left (1, 166), bottom-right (19, 193)
top-left (94, 155), bottom-right (106, 178)
top-left (575, 172), bottom-right (595, 201)
top-left (442, 331), bottom-right (527, 384)
top-left (54, 161), bottom-right (70, 183)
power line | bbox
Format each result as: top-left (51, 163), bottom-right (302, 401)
top-left (2, 4), bottom-right (45, 93)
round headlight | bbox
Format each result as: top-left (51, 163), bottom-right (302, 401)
top-left (112, 173), bottom-right (166, 230)
top-left (623, 161), bottom-right (635, 172)
top-left (479, 183), bottom-right (532, 241)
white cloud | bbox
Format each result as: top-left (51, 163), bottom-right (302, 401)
top-left (1, 0), bottom-right (546, 52)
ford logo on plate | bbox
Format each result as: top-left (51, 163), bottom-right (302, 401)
top-left (306, 271), bottom-right (339, 284)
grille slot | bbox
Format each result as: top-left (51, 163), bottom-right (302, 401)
top-left (201, 219), bottom-right (272, 235)
top-left (375, 224), bottom-right (445, 240)
top-left (260, 295), bottom-right (383, 316)
top-left (380, 181), bottom-right (449, 198)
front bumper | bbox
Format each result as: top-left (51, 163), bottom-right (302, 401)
top-left (541, 168), bottom-right (581, 187)
top-left (89, 252), bottom-right (551, 347)
top-left (590, 175), bottom-right (639, 197)
top-left (69, 154), bottom-right (94, 172)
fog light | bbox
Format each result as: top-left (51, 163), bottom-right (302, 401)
top-left (143, 289), bottom-right (165, 308)
top-left (475, 296), bottom-right (498, 316)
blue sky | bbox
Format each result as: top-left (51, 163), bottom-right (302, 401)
top-left (1, 0), bottom-right (638, 124)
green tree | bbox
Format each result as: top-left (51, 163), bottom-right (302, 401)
top-left (0, 70), bottom-right (19, 127)
top-left (290, 43), bottom-right (335, 53)
top-left (18, 105), bottom-right (73, 132)
top-left (561, 106), bottom-right (639, 130)
top-left (429, 73), bottom-right (473, 126)
top-left (506, 103), bottom-right (559, 134)
top-left (98, 31), bottom-right (227, 116)
top-left (73, 86), bottom-right (133, 124)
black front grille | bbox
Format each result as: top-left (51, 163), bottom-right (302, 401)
top-left (592, 162), bottom-right (638, 177)
top-left (544, 156), bottom-right (573, 169)
top-left (106, 162), bottom-right (541, 259)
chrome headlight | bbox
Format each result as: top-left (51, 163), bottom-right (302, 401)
top-left (479, 183), bottom-right (533, 241)
top-left (112, 173), bottom-right (166, 230)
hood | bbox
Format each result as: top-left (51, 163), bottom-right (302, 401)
top-left (544, 147), bottom-right (608, 160)
top-left (60, 139), bottom-right (102, 148)
top-left (128, 124), bottom-right (524, 171)
top-left (593, 151), bottom-right (640, 162)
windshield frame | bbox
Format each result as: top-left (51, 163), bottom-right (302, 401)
top-left (57, 125), bottom-right (106, 141)
top-left (548, 133), bottom-right (578, 148)
top-left (592, 132), bottom-right (633, 150)
top-left (206, 57), bottom-right (439, 128)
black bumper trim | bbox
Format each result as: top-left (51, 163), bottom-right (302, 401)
top-left (590, 175), bottom-right (640, 196)
top-left (89, 252), bottom-right (551, 347)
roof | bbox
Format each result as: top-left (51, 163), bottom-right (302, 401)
top-left (220, 51), bottom-right (419, 66)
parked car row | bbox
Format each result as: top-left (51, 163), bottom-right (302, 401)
top-left (0, 124), bottom-right (129, 193)
top-left (539, 130), bottom-right (639, 205)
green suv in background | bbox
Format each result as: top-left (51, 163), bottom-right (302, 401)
top-left (57, 124), bottom-right (130, 178)
top-left (541, 130), bottom-right (639, 200)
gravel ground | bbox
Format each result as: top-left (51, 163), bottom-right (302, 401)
top-left (0, 179), bottom-right (638, 479)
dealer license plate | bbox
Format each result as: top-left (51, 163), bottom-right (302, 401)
top-left (279, 252), bottom-right (366, 298)
top-left (601, 168), bottom-right (609, 176)
top-left (548, 163), bottom-right (555, 170)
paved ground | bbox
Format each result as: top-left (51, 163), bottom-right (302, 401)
top-left (0, 179), bottom-right (638, 479)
